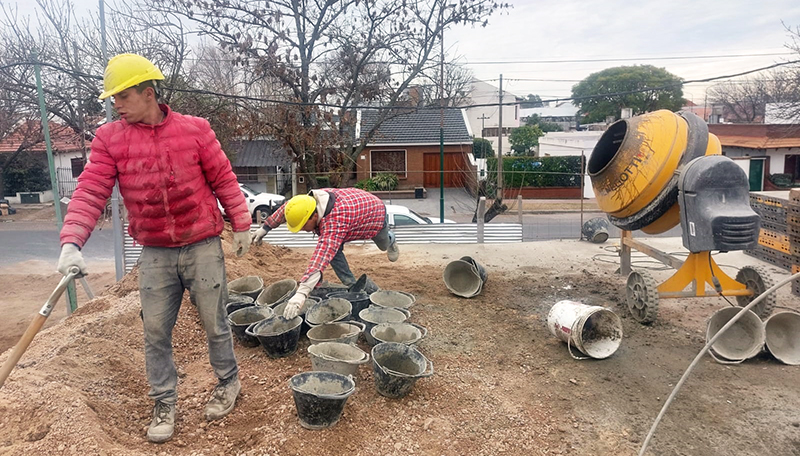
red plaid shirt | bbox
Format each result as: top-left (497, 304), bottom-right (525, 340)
top-left (265, 188), bottom-right (386, 282)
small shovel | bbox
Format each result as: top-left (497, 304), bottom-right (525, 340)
top-left (0, 267), bottom-right (81, 388)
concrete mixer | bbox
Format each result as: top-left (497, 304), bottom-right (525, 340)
top-left (589, 110), bottom-right (774, 323)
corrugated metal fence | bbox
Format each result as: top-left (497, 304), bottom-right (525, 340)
top-left (124, 223), bottom-right (522, 272)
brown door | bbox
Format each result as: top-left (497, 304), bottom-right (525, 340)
top-left (424, 153), bottom-right (467, 187)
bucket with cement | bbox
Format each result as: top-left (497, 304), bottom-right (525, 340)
top-left (289, 371), bottom-right (355, 430)
top-left (308, 342), bottom-right (370, 377)
top-left (359, 306), bottom-right (411, 346)
top-left (309, 283), bottom-right (349, 299)
top-left (706, 307), bottom-right (765, 364)
top-left (306, 321), bottom-right (365, 345)
top-left (227, 306), bottom-right (275, 347)
top-left (348, 274), bottom-right (381, 295)
top-left (305, 298), bottom-right (352, 327)
top-left (256, 279), bottom-right (298, 307)
top-left (582, 217), bottom-right (610, 244)
top-left (763, 311), bottom-right (800, 365)
top-left (371, 342), bottom-right (434, 399)
top-left (228, 276), bottom-right (264, 301)
top-left (246, 316), bottom-right (303, 358)
top-left (327, 291), bottom-right (371, 322)
top-left (225, 295), bottom-right (256, 316)
top-left (547, 300), bottom-right (623, 360)
top-left (369, 290), bottom-right (416, 310)
top-left (443, 257), bottom-right (488, 298)
top-left (371, 322), bottom-right (428, 346)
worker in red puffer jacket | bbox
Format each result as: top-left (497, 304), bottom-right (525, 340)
top-left (56, 53), bottom-right (251, 444)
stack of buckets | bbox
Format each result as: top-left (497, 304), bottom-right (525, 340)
top-left (227, 275), bottom-right (434, 430)
top-left (706, 307), bottom-right (800, 365)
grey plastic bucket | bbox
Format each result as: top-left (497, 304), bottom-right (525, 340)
top-left (359, 306), bottom-right (411, 346)
top-left (256, 279), bottom-right (298, 307)
top-left (308, 342), bottom-right (370, 377)
top-left (706, 307), bottom-right (765, 363)
top-left (305, 297), bottom-right (352, 327)
top-left (443, 256), bottom-right (488, 298)
top-left (764, 311), bottom-right (800, 365)
top-left (547, 300), bottom-right (623, 360)
top-left (227, 306), bottom-right (274, 347)
top-left (289, 371), bottom-right (355, 430)
top-left (246, 316), bottom-right (303, 358)
top-left (228, 276), bottom-right (264, 301)
top-left (371, 342), bottom-right (434, 399)
top-left (369, 290), bottom-right (416, 309)
top-left (371, 322), bottom-right (428, 346)
top-left (306, 321), bottom-right (365, 345)
top-left (309, 283), bottom-right (349, 299)
top-left (582, 217), bottom-right (610, 244)
top-left (327, 291), bottom-right (370, 322)
top-left (348, 274), bottom-right (381, 295)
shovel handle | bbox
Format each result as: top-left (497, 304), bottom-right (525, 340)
top-left (0, 267), bottom-right (80, 388)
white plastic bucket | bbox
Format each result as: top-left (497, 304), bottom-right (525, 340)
top-left (547, 300), bottom-right (623, 360)
top-left (706, 307), bottom-right (765, 363)
top-left (764, 311), bottom-right (800, 365)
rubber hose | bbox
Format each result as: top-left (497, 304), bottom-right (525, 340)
top-left (638, 271), bottom-right (800, 456)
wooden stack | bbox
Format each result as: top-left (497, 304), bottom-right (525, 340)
top-left (746, 190), bottom-right (800, 296)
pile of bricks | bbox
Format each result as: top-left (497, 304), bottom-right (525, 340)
top-left (745, 189), bottom-right (800, 296)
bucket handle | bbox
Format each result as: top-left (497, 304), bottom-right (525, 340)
top-left (348, 321), bottom-right (366, 334)
top-left (410, 323), bottom-right (428, 341)
top-left (376, 354), bottom-right (434, 378)
top-left (566, 336), bottom-right (590, 361)
top-left (244, 322), bottom-right (258, 337)
top-left (707, 347), bottom-right (746, 365)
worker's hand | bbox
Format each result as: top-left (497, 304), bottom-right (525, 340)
top-left (57, 243), bottom-right (87, 277)
top-left (283, 293), bottom-right (305, 320)
top-left (250, 226), bottom-right (271, 246)
top-left (232, 231), bottom-right (251, 257)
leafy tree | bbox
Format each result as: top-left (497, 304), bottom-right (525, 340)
top-left (509, 125), bottom-right (543, 156)
top-left (472, 137), bottom-right (494, 159)
top-left (525, 113), bottom-right (562, 132)
top-left (520, 94), bottom-right (543, 109)
top-left (571, 65), bottom-right (684, 124)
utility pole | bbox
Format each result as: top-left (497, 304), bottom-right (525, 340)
top-left (438, 1), bottom-right (445, 223)
top-left (478, 114), bottom-right (490, 140)
top-left (497, 75), bottom-right (504, 202)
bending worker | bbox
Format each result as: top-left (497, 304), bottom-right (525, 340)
top-left (56, 54), bottom-right (252, 444)
top-left (251, 187), bottom-right (399, 319)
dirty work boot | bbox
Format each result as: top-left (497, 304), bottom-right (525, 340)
top-left (387, 232), bottom-right (399, 262)
top-left (147, 401), bottom-right (175, 443)
top-left (205, 376), bottom-right (241, 421)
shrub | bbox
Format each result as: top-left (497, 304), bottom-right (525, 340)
top-left (371, 173), bottom-right (399, 191)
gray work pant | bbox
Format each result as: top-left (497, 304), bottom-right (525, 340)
top-left (138, 236), bottom-right (237, 404)
top-left (329, 219), bottom-right (394, 286)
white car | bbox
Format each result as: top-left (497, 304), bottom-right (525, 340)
top-left (219, 183), bottom-right (285, 222)
top-left (385, 204), bottom-right (456, 227)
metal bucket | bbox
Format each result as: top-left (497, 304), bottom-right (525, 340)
top-left (306, 321), bottom-right (365, 345)
top-left (371, 322), bottom-right (428, 346)
top-left (359, 306), bottom-right (411, 346)
top-left (308, 342), bottom-right (370, 377)
top-left (227, 306), bottom-right (274, 347)
top-left (547, 300), bottom-right (623, 360)
top-left (706, 307), bottom-right (765, 363)
top-left (228, 276), bottom-right (264, 301)
top-left (582, 217), bottom-right (610, 243)
top-left (371, 342), bottom-right (434, 399)
top-left (256, 279), bottom-right (298, 307)
top-left (289, 371), bottom-right (355, 430)
top-left (764, 311), bottom-right (800, 365)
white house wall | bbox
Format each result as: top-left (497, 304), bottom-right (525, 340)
top-left (538, 131), bottom-right (604, 198)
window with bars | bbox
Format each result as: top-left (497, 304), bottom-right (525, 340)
top-left (70, 157), bottom-right (85, 178)
top-left (370, 150), bottom-right (407, 178)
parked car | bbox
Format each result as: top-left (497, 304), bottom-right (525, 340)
top-left (219, 183), bottom-right (286, 222)
top-left (385, 204), bottom-right (456, 227)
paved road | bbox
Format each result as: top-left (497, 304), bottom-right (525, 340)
top-left (0, 223), bottom-right (116, 266)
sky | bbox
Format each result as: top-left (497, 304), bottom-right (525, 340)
top-left (445, 0), bottom-right (800, 104)
top-left (8, 0), bottom-right (800, 106)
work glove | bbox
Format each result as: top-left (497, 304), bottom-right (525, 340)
top-left (57, 243), bottom-right (87, 277)
top-left (283, 293), bottom-right (305, 320)
top-left (283, 271), bottom-right (322, 319)
top-left (232, 231), bottom-right (251, 257)
top-left (250, 226), bottom-right (271, 246)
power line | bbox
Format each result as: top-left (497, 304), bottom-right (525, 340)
top-left (465, 52), bottom-right (795, 65)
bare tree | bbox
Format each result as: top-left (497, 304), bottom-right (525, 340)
top-left (707, 69), bottom-right (800, 123)
top-left (140, 0), bottom-right (508, 186)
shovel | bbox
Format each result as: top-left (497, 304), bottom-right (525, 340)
top-left (0, 267), bottom-right (81, 388)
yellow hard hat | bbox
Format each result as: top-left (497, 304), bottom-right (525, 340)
top-left (285, 195), bottom-right (317, 233)
top-left (99, 53), bottom-right (165, 100)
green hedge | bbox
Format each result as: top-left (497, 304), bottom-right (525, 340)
top-left (486, 156), bottom-right (583, 187)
